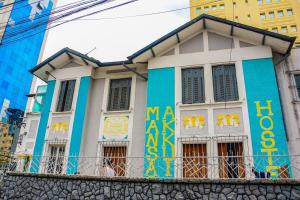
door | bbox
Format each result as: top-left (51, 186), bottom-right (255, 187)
top-left (47, 145), bottom-right (65, 174)
top-left (218, 142), bottom-right (244, 178)
top-left (182, 143), bottom-right (207, 178)
top-left (103, 146), bottom-right (127, 176)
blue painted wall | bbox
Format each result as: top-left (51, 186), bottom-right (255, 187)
top-left (0, 0), bottom-right (54, 114)
top-left (144, 67), bottom-right (175, 178)
top-left (30, 80), bottom-right (56, 173)
top-left (243, 58), bottom-right (290, 177)
top-left (67, 76), bottom-right (91, 174)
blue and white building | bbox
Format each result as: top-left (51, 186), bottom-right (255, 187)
top-left (17, 14), bottom-right (298, 179)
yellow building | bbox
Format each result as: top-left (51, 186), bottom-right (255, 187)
top-left (0, 122), bottom-right (12, 163)
top-left (190, 0), bottom-right (300, 45)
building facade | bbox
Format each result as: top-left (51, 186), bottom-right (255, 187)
top-left (0, 0), bottom-right (55, 119)
top-left (190, 0), bottom-right (300, 46)
top-left (0, 0), bottom-right (55, 156)
top-left (16, 15), bottom-right (296, 179)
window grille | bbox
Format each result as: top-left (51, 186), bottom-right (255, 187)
top-left (98, 141), bottom-right (129, 177)
top-left (108, 78), bottom-right (131, 111)
top-left (182, 68), bottom-right (205, 104)
top-left (213, 136), bottom-right (248, 179)
top-left (212, 65), bottom-right (239, 102)
top-left (56, 80), bottom-right (76, 112)
top-left (46, 145), bottom-right (65, 174)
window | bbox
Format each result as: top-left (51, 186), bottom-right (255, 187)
top-left (108, 78), bottom-right (131, 111)
top-left (182, 68), bottom-right (205, 104)
top-left (247, 14), bottom-right (251, 20)
top-left (56, 80), bottom-right (76, 112)
top-left (295, 74), bottom-right (300, 98)
top-left (212, 5), bottom-right (217, 10)
top-left (182, 143), bottom-right (207, 178)
top-left (278, 10), bottom-right (284, 17)
top-left (234, 16), bottom-right (239, 22)
top-left (269, 11), bottom-right (275, 19)
top-left (287, 9), bottom-right (293, 16)
top-left (204, 6), bottom-right (209, 12)
top-left (257, 0), bottom-right (262, 5)
top-left (220, 4), bottom-right (225, 9)
top-left (260, 13), bottom-right (266, 20)
top-left (218, 142), bottom-right (244, 178)
top-left (212, 65), bottom-right (239, 102)
top-left (196, 7), bottom-right (201, 13)
top-left (32, 85), bottom-right (47, 112)
top-left (46, 145), bottom-right (65, 174)
top-left (266, 0), bottom-right (271, 3)
top-left (272, 27), bottom-right (278, 33)
top-left (281, 26), bottom-right (288, 33)
top-left (291, 25), bottom-right (297, 32)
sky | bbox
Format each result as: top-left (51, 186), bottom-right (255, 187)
top-left (42, 0), bottom-right (190, 62)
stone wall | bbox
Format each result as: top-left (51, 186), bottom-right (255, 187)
top-left (1, 173), bottom-right (300, 200)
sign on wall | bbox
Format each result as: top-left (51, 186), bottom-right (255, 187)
top-left (48, 116), bottom-right (70, 139)
top-left (243, 58), bottom-right (290, 178)
top-left (103, 116), bottom-right (129, 140)
top-left (180, 109), bottom-right (208, 135)
top-left (144, 67), bottom-right (175, 178)
top-left (213, 107), bottom-right (244, 134)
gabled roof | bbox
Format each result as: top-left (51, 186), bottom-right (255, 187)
top-left (127, 14), bottom-right (296, 63)
top-left (30, 47), bottom-right (102, 81)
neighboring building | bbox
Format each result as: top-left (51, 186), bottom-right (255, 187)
top-left (17, 14), bottom-right (296, 179)
top-left (0, 122), bottom-right (12, 163)
top-left (275, 48), bottom-right (300, 166)
top-left (0, 0), bottom-right (55, 155)
top-left (190, 0), bottom-right (300, 46)
top-left (0, 0), bottom-right (55, 119)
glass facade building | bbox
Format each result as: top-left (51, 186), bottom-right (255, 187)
top-left (0, 0), bottom-right (54, 121)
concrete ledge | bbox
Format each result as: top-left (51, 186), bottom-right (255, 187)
top-left (7, 172), bottom-right (300, 185)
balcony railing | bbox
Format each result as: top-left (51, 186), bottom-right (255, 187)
top-left (1, 154), bottom-right (300, 180)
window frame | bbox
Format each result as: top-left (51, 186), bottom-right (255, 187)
top-left (294, 74), bottom-right (300, 100)
top-left (55, 79), bottom-right (76, 113)
top-left (281, 26), bottom-right (288, 33)
top-left (291, 25), bottom-right (297, 32)
top-left (287, 9), bottom-right (293, 16)
top-left (212, 64), bottom-right (239, 103)
top-left (107, 77), bottom-right (132, 111)
top-left (269, 11), bottom-right (275, 19)
top-left (277, 10), bottom-right (284, 17)
top-left (181, 67), bottom-right (206, 105)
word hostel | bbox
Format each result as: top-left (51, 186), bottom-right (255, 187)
top-left (17, 14), bottom-right (295, 179)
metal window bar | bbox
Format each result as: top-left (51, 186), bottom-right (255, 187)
top-left (97, 141), bottom-right (129, 177)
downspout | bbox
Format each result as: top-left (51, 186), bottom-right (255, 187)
top-left (274, 53), bottom-right (290, 141)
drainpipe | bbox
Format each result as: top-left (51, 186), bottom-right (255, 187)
top-left (274, 53), bottom-right (290, 142)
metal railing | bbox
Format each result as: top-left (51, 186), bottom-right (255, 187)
top-left (1, 154), bottom-right (300, 180)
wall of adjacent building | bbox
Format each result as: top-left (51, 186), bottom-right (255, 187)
top-left (275, 48), bottom-right (300, 178)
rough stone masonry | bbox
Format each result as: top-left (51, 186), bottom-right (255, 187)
top-left (1, 173), bottom-right (300, 199)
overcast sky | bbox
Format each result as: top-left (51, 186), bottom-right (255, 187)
top-left (42, 0), bottom-right (190, 62)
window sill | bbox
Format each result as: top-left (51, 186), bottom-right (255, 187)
top-left (103, 109), bottom-right (132, 115)
top-left (178, 100), bottom-right (243, 108)
top-left (27, 112), bottom-right (41, 115)
top-left (51, 111), bottom-right (73, 115)
top-left (292, 100), bottom-right (300, 104)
